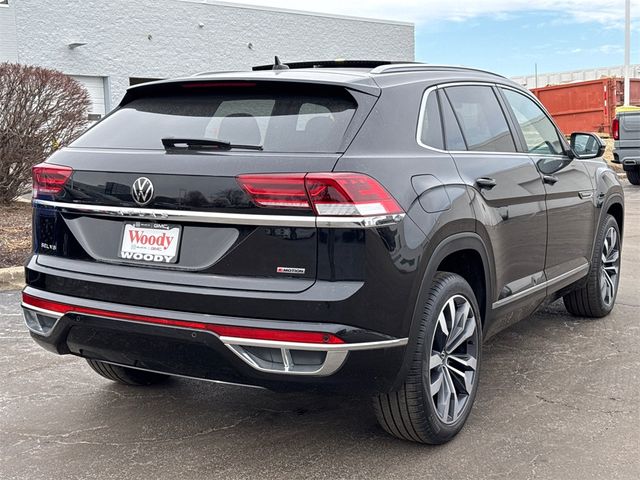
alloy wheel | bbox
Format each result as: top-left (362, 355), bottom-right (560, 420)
top-left (601, 226), bottom-right (620, 307)
top-left (426, 295), bottom-right (479, 424)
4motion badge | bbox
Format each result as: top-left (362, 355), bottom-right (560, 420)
top-left (276, 267), bottom-right (306, 275)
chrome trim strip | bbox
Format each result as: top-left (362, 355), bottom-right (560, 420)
top-left (221, 337), bottom-right (407, 377)
top-left (219, 336), bottom-right (408, 351)
top-left (21, 303), bottom-right (64, 337)
top-left (21, 303), bottom-right (63, 320)
top-left (32, 199), bottom-right (405, 229)
top-left (225, 345), bottom-right (349, 376)
top-left (492, 263), bottom-right (590, 309)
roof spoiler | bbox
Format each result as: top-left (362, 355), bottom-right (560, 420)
top-left (252, 59), bottom-right (414, 71)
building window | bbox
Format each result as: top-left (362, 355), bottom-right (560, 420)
top-left (0, 1), bottom-right (8, 6)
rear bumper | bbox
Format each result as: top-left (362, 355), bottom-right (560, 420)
top-left (612, 146), bottom-right (640, 167)
top-left (22, 287), bottom-right (408, 392)
top-left (621, 156), bottom-right (640, 171)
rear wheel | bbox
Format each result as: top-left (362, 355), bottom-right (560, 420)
top-left (563, 214), bottom-right (621, 317)
top-left (626, 168), bottom-right (640, 185)
top-left (86, 359), bottom-right (169, 386)
top-left (373, 272), bottom-right (482, 444)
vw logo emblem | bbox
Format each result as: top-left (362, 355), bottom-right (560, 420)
top-left (131, 177), bottom-right (154, 206)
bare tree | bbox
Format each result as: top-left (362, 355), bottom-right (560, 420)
top-left (0, 63), bottom-right (90, 204)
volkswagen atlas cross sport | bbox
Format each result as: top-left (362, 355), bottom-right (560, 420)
top-left (23, 60), bottom-right (624, 444)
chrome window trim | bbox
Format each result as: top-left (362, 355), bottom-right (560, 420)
top-left (32, 199), bottom-right (405, 229)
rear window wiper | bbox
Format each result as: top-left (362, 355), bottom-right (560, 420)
top-left (161, 138), bottom-right (263, 151)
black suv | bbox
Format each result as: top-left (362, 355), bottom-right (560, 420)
top-left (22, 60), bottom-right (624, 444)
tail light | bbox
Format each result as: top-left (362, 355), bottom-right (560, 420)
top-left (32, 163), bottom-right (73, 198)
top-left (237, 173), bottom-right (403, 216)
top-left (235, 174), bottom-right (310, 208)
top-left (612, 118), bottom-right (620, 140)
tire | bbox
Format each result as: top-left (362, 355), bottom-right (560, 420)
top-left (373, 272), bottom-right (482, 444)
top-left (86, 359), bottom-right (169, 386)
top-left (563, 214), bottom-right (621, 318)
top-left (627, 168), bottom-right (640, 185)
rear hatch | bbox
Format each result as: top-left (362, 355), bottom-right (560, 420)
top-left (33, 80), bottom-right (377, 293)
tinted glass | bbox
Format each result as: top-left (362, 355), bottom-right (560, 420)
top-left (502, 89), bottom-right (563, 155)
top-left (438, 90), bottom-right (467, 151)
top-left (72, 85), bottom-right (357, 153)
top-left (445, 86), bottom-right (516, 152)
top-left (419, 91), bottom-right (444, 149)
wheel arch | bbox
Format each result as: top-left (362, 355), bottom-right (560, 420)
top-left (606, 200), bottom-right (624, 237)
top-left (390, 232), bottom-right (493, 391)
top-left (593, 192), bottom-right (624, 259)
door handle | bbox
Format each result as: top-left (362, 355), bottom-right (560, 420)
top-left (542, 174), bottom-right (559, 185)
top-left (476, 177), bottom-right (497, 190)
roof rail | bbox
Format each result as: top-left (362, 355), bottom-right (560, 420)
top-left (371, 63), bottom-right (507, 79)
top-left (252, 59), bottom-right (412, 71)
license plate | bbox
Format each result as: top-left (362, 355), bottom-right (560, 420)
top-left (119, 222), bottom-right (181, 264)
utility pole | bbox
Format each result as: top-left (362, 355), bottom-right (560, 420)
top-left (624, 0), bottom-right (631, 106)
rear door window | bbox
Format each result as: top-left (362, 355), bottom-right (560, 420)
top-left (72, 84), bottom-right (357, 153)
top-left (444, 86), bottom-right (516, 153)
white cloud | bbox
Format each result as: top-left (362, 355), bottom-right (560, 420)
top-left (214, 0), bottom-right (640, 26)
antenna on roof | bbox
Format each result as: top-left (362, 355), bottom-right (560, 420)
top-left (272, 56), bottom-right (289, 70)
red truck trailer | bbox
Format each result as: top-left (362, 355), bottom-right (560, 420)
top-left (531, 78), bottom-right (640, 136)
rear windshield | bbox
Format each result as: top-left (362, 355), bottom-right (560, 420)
top-left (72, 84), bottom-right (357, 153)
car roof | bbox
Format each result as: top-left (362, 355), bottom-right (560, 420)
top-left (124, 62), bottom-right (524, 100)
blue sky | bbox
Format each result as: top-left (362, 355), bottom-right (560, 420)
top-left (221, 0), bottom-right (639, 77)
top-left (415, 11), bottom-right (638, 77)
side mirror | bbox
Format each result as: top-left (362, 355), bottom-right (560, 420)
top-left (569, 132), bottom-right (605, 159)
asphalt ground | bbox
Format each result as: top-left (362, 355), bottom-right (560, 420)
top-left (1, 183), bottom-right (639, 480)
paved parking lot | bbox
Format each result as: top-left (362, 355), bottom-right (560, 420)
top-left (1, 184), bottom-right (639, 480)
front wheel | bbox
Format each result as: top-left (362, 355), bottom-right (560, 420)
top-left (563, 214), bottom-right (621, 317)
top-left (373, 272), bottom-right (482, 444)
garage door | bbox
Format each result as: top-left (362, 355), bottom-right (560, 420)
top-left (71, 75), bottom-right (106, 122)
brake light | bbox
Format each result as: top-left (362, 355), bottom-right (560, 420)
top-left (237, 173), bottom-right (403, 216)
top-left (612, 118), bottom-right (620, 140)
top-left (306, 173), bottom-right (402, 216)
top-left (32, 163), bottom-right (73, 197)
top-left (21, 293), bottom-right (344, 344)
top-left (237, 174), bottom-right (310, 208)
top-left (181, 82), bottom-right (256, 88)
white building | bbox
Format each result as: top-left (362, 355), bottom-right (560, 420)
top-left (512, 64), bottom-right (640, 89)
top-left (0, 0), bottom-right (414, 120)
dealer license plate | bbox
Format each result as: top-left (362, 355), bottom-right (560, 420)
top-left (119, 222), bottom-right (181, 264)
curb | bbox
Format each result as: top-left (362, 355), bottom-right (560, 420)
top-left (0, 266), bottom-right (25, 291)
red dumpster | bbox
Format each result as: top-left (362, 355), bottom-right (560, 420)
top-left (531, 77), bottom-right (640, 136)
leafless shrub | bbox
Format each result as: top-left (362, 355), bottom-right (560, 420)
top-left (0, 63), bottom-right (90, 204)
